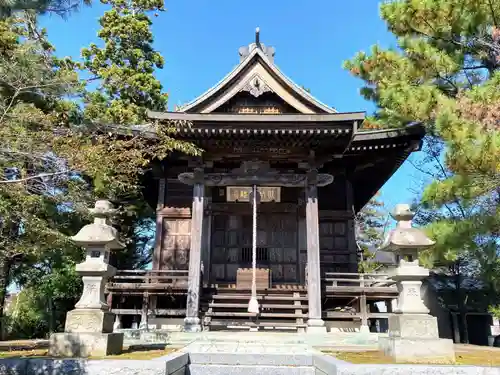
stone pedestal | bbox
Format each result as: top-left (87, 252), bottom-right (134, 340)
top-left (307, 319), bottom-right (327, 334)
top-left (49, 332), bottom-right (124, 357)
top-left (489, 318), bottom-right (500, 346)
top-left (49, 200), bottom-right (125, 357)
top-left (378, 204), bottom-right (455, 364)
top-left (379, 315), bottom-right (455, 363)
top-left (184, 317), bottom-right (202, 332)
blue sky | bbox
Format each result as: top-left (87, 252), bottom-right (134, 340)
top-left (40, 0), bottom-right (426, 211)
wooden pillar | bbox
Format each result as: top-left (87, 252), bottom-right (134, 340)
top-left (385, 299), bottom-right (393, 313)
top-left (345, 178), bottom-right (358, 272)
top-left (150, 177), bottom-right (165, 323)
top-left (106, 292), bottom-right (113, 309)
top-left (184, 173), bottom-right (204, 332)
top-left (140, 292), bottom-right (149, 329)
top-left (113, 314), bottom-right (122, 330)
top-left (359, 294), bottom-right (369, 332)
top-left (305, 170), bottom-right (326, 333)
top-left (152, 177), bottom-right (166, 270)
top-left (202, 194), bottom-right (212, 287)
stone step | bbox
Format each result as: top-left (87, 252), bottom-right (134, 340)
top-left (188, 364), bottom-right (315, 375)
top-left (187, 350), bottom-right (316, 375)
top-left (187, 350), bottom-right (314, 365)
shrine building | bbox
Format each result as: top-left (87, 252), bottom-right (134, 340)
top-left (107, 30), bottom-right (425, 333)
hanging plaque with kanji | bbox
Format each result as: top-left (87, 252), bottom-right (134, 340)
top-left (226, 186), bottom-right (281, 203)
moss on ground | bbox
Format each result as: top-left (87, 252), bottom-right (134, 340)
top-left (329, 349), bottom-right (500, 366)
top-left (0, 346), bottom-right (176, 360)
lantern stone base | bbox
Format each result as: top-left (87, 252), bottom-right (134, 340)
top-left (379, 336), bottom-right (455, 363)
top-left (184, 317), bottom-right (202, 332)
top-left (64, 309), bottom-right (115, 333)
top-left (48, 332), bottom-right (124, 357)
top-left (379, 314), bottom-right (455, 363)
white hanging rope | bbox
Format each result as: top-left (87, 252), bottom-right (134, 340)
top-left (248, 184), bottom-right (259, 314)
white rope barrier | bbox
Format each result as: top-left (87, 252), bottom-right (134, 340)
top-left (248, 184), bottom-right (259, 314)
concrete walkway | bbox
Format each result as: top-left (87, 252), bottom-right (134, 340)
top-left (126, 329), bottom-right (381, 350)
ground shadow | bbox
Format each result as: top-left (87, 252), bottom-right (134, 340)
top-left (0, 335), bottom-right (88, 375)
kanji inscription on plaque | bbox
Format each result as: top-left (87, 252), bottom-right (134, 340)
top-left (226, 186), bottom-right (281, 202)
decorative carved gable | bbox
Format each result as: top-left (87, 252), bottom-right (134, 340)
top-left (179, 34), bottom-right (336, 115)
top-left (241, 74), bottom-right (272, 98)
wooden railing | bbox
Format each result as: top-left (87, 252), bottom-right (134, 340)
top-left (322, 272), bottom-right (397, 324)
top-left (323, 272), bottom-right (397, 294)
top-left (106, 269), bottom-right (189, 293)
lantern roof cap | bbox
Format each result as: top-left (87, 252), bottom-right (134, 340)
top-left (379, 204), bottom-right (435, 252)
top-left (71, 200), bottom-right (125, 249)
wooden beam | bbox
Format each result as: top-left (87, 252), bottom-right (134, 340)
top-left (112, 308), bottom-right (186, 316)
top-left (148, 111), bottom-right (365, 123)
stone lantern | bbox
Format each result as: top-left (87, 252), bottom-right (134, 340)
top-left (378, 204), bottom-right (455, 363)
top-left (49, 200), bottom-right (125, 357)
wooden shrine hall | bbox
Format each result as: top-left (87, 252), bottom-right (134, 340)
top-left (106, 29), bottom-right (425, 333)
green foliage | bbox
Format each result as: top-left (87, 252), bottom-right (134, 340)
top-left (57, 0), bottom-right (200, 275)
top-left (0, 0), bottom-right (90, 18)
top-left (345, 1), bottom-right (500, 285)
top-left (0, 13), bottom-right (92, 339)
top-left (81, 0), bottom-right (167, 125)
top-left (54, 0), bottom-right (199, 198)
top-left (0, 0), bottom-right (200, 340)
top-left (489, 305), bottom-right (500, 320)
top-left (355, 196), bottom-right (388, 273)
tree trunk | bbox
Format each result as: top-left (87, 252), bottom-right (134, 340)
top-left (0, 258), bottom-right (12, 341)
top-left (455, 262), bottom-right (469, 344)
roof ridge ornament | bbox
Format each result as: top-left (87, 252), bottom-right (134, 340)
top-left (239, 27), bottom-right (275, 63)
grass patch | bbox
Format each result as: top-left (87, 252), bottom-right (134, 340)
top-left (328, 350), bottom-right (500, 366)
top-left (0, 345), bottom-right (176, 360)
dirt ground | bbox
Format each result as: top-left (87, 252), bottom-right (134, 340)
top-left (0, 344), bottom-right (176, 360)
top-left (329, 344), bottom-right (500, 366)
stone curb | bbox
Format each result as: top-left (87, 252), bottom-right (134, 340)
top-left (153, 351), bottom-right (189, 374)
top-left (0, 358), bottom-right (166, 375)
top-left (188, 352), bottom-right (314, 366)
top-left (2, 352), bottom-right (500, 375)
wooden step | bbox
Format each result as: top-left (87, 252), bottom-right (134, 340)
top-left (206, 312), bottom-right (307, 318)
top-left (206, 312), bottom-right (256, 317)
top-left (209, 303), bottom-right (308, 310)
top-left (211, 295), bottom-right (308, 301)
top-left (207, 320), bottom-right (307, 329)
top-left (257, 321), bottom-right (307, 328)
top-left (260, 313), bottom-right (307, 318)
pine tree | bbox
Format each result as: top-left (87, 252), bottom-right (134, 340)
top-left (0, 12), bottom-right (88, 338)
top-left (55, 0), bottom-right (199, 270)
top-left (344, 0), bottom-right (500, 281)
top-left (355, 196), bottom-right (388, 273)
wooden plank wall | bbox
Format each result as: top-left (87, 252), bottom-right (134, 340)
top-left (153, 179), bottom-right (193, 270)
top-left (317, 175), bottom-right (358, 275)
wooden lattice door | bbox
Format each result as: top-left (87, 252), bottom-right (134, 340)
top-left (210, 210), bottom-right (299, 284)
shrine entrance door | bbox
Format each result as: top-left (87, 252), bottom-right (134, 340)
top-left (210, 204), bottom-right (299, 285)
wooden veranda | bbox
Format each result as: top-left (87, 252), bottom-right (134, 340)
top-left (105, 270), bottom-right (398, 332)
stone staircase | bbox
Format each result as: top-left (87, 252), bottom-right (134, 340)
top-left (188, 353), bottom-right (316, 375)
top-left (183, 342), bottom-right (318, 375)
top-left (202, 287), bottom-right (308, 332)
